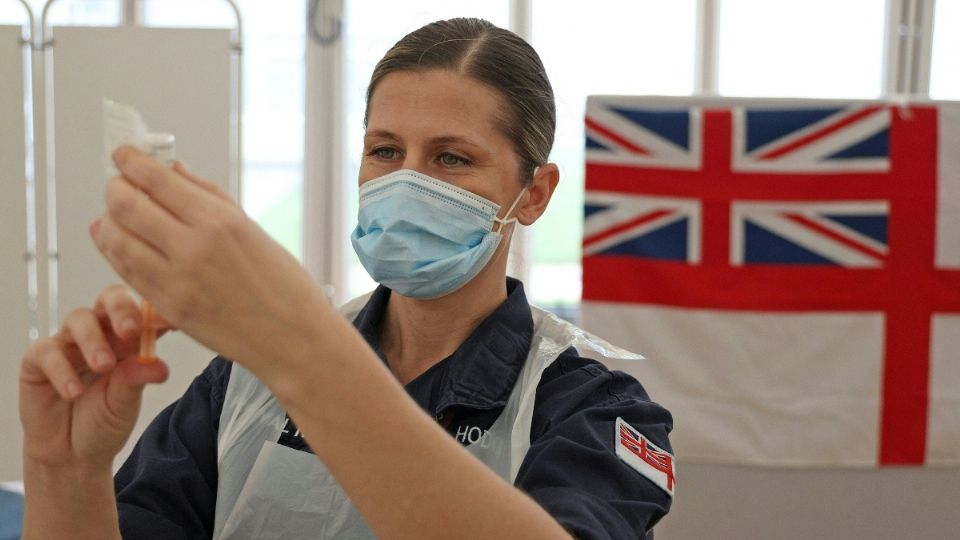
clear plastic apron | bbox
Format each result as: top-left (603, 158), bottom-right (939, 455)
top-left (212, 297), bottom-right (641, 539)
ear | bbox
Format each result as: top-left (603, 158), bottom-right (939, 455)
top-left (516, 163), bottom-right (560, 226)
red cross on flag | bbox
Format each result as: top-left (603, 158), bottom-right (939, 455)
top-left (581, 97), bottom-right (960, 466)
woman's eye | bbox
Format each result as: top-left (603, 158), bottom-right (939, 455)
top-left (438, 153), bottom-right (469, 167)
top-left (370, 147), bottom-right (400, 160)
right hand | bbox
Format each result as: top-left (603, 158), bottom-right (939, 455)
top-left (19, 284), bottom-right (171, 469)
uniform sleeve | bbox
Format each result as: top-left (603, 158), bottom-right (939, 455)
top-left (516, 352), bottom-right (674, 540)
top-left (114, 358), bottom-right (232, 540)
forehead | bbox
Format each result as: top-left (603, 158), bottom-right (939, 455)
top-left (366, 70), bottom-right (509, 144)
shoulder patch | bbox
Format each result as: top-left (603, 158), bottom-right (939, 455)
top-left (615, 417), bottom-right (676, 497)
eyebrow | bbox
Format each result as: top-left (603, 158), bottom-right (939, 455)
top-left (364, 129), bottom-right (484, 149)
top-left (363, 129), bottom-right (400, 142)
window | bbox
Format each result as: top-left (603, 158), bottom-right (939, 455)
top-left (144, 0), bottom-right (306, 259)
top-left (530, 0), bottom-right (697, 309)
top-left (1, 0), bottom-right (117, 25)
top-left (718, 0), bottom-right (886, 98)
top-left (931, 0), bottom-right (960, 100)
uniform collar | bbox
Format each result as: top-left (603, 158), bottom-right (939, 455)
top-left (351, 278), bottom-right (534, 415)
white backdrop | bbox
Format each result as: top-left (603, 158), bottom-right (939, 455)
top-left (0, 25), bottom-right (32, 482)
top-left (49, 25), bottom-right (235, 472)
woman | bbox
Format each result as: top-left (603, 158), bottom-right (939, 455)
top-left (19, 18), bottom-right (673, 539)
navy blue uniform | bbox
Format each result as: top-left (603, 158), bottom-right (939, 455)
top-left (115, 279), bottom-right (673, 539)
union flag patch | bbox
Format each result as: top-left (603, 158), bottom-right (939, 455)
top-left (615, 417), bottom-right (676, 497)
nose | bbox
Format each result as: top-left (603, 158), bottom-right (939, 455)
top-left (359, 151), bottom-right (428, 187)
top-left (399, 152), bottom-right (429, 175)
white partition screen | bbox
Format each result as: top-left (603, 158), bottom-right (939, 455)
top-left (0, 25), bottom-right (31, 482)
top-left (50, 25), bottom-right (235, 469)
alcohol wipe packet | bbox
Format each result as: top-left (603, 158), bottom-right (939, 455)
top-left (102, 98), bottom-right (176, 177)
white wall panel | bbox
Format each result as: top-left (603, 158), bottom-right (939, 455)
top-left (0, 25), bottom-right (31, 482)
top-left (50, 25), bottom-right (234, 469)
top-left (655, 464), bottom-right (960, 539)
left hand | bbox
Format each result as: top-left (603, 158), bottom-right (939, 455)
top-left (20, 284), bottom-right (172, 470)
top-left (91, 146), bottom-right (327, 372)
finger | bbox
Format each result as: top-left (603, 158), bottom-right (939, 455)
top-left (30, 339), bottom-right (86, 400)
top-left (112, 145), bottom-right (211, 225)
top-left (172, 161), bottom-right (237, 207)
top-left (91, 283), bottom-right (177, 331)
top-left (94, 284), bottom-right (142, 341)
top-left (116, 354), bottom-right (170, 385)
top-left (150, 311), bottom-right (177, 331)
top-left (90, 214), bottom-right (170, 298)
top-left (60, 308), bottom-right (116, 373)
top-left (104, 356), bottom-right (170, 418)
top-left (105, 175), bottom-right (187, 256)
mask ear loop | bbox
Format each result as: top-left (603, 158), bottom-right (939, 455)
top-left (493, 189), bottom-right (528, 233)
top-left (493, 166), bottom-right (539, 233)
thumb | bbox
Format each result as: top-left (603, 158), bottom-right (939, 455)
top-left (104, 357), bottom-right (170, 419)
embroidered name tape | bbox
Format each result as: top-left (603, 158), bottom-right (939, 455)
top-left (615, 417), bottom-right (676, 497)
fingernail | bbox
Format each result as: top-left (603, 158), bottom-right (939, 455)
top-left (66, 381), bottom-right (82, 399)
top-left (95, 350), bottom-right (113, 369)
top-left (121, 318), bottom-right (138, 336)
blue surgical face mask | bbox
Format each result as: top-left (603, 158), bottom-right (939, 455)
top-left (350, 169), bottom-right (527, 299)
